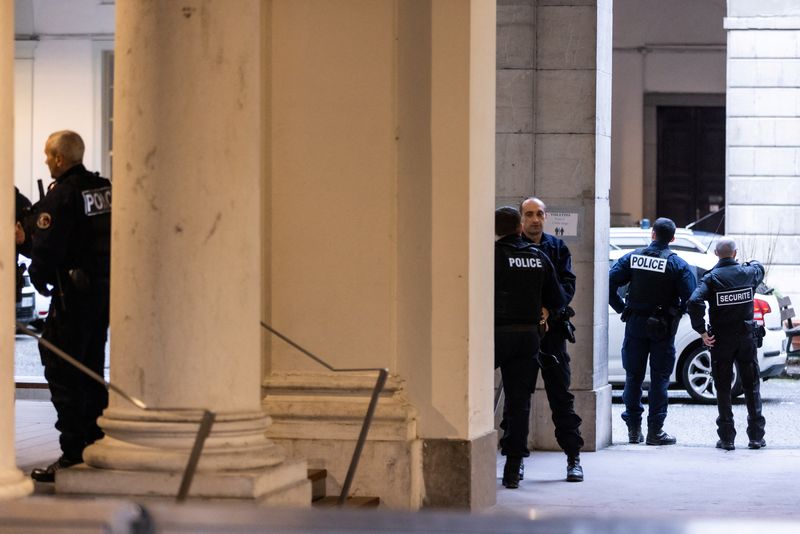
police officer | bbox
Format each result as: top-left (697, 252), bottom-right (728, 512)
top-left (29, 130), bottom-right (112, 482)
top-left (687, 238), bottom-right (766, 451)
top-left (495, 206), bottom-right (574, 489)
top-left (15, 187), bottom-right (33, 301)
top-left (517, 197), bottom-right (584, 473)
top-left (609, 217), bottom-right (695, 446)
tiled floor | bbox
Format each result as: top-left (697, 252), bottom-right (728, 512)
top-left (15, 400), bottom-right (59, 475)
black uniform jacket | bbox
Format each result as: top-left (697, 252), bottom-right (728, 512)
top-left (687, 258), bottom-right (764, 334)
top-left (29, 164), bottom-right (111, 292)
top-left (524, 232), bottom-right (576, 309)
top-left (495, 234), bottom-right (567, 326)
top-left (608, 241), bottom-right (696, 315)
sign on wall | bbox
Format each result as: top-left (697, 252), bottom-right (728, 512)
top-left (544, 210), bottom-right (581, 239)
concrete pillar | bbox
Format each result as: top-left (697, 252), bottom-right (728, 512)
top-left (0, 0), bottom-right (33, 500)
top-left (725, 1), bottom-right (800, 303)
top-left (496, 0), bottom-right (613, 451)
top-left (262, 0), bottom-right (496, 509)
top-left (56, 0), bottom-right (309, 505)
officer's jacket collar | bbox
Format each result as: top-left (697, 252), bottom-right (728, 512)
top-left (55, 163), bottom-right (88, 183)
top-left (714, 257), bottom-right (738, 268)
top-left (648, 240), bottom-right (670, 250)
top-left (497, 234), bottom-right (529, 248)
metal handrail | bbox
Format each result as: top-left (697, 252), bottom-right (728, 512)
top-left (260, 321), bottom-right (388, 506)
top-left (15, 322), bottom-right (215, 503)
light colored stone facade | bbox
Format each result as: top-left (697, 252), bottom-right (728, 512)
top-left (496, 0), bottom-right (613, 452)
top-left (725, 0), bottom-right (800, 300)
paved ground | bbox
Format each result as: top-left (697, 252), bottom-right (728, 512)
top-left (610, 377), bottom-right (800, 447)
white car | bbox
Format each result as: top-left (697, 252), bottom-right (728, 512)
top-left (608, 233), bottom-right (788, 403)
top-left (16, 255), bottom-right (51, 330)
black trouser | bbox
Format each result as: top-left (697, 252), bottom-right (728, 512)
top-left (538, 326), bottom-right (582, 455)
top-left (39, 284), bottom-right (109, 461)
top-left (710, 331), bottom-right (765, 442)
top-left (497, 327), bottom-right (583, 458)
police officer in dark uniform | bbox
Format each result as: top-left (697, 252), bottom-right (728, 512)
top-left (15, 187), bottom-right (34, 300)
top-left (609, 217), bottom-right (696, 446)
top-left (517, 197), bottom-right (584, 472)
top-left (28, 130), bottom-right (112, 482)
top-left (687, 237), bottom-right (766, 451)
top-left (495, 207), bottom-right (573, 489)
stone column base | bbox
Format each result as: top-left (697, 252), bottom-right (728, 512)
top-left (55, 459), bottom-right (310, 506)
top-left (0, 469), bottom-right (33, 500)
top-left (530, 384), bottom-right (612, 452)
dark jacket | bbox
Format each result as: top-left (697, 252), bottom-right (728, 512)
top-left (29, 164), bottom-right (111, 293)
top-left (687, 258), bottom-right (764, 333)
top-left (495, 234), bottom-right (567, 326)
top-left (608, 241), bottom-right (696, 315)
top-left (523, 232), bottom-right (576, 309)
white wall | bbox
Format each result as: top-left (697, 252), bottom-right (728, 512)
top-left (13, 0), bottom-right (113, 199)
top-left (612, 0), bottom-right (727, 225)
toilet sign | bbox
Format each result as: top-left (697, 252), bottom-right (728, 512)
top-left (544, 210), bottom-right (580, 239)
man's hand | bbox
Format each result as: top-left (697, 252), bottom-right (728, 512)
top-left (701, 331), bottom-right (715, 348)
top-left (540, 307), bottom-right (549, 333)
top-left (14, 222), bottom-right (25, 245)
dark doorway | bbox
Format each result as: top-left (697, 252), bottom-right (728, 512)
top-left (656, 106), bottom-right (725, 232)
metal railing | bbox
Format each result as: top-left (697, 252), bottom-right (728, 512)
top-left (15, 322), bottom-right (215, 503)
top-left (261, 321), bottom-right (388, 506)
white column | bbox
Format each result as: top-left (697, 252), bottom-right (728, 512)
top-left (528, 0), bottom-right (613, 451)
top-left (57, 0), bottom-right (308, 504)
top-left (0, 0), bottom-right (33, 500)
top-left (262, 0), bottom-right (496, 509)
top-left (725, 1), bottom-right (800, 303)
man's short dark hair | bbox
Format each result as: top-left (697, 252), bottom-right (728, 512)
top-left (653, 217), bottom-right (676, 243)
top-left (496, 206), bottom-right (521, 237)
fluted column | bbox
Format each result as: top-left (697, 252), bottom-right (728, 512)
top-left (0, 0), bottom-right (34, 500)
top-left (57, 0), bottom-right (308, 504)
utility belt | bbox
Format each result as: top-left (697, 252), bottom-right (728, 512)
top-left (708, 320), bottom-right (766, 348)
top-left (548, 306), bottom-right (577, 344)
top-left (622, 304), bottom-right (680, 341)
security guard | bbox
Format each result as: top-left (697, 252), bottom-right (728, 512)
top-left (29, 130), bottom-right (112, 482)
top-left (609, 217), bottom-right (696, 446)
top-left (687, 237), bottom-right (766, 451)
top-left (517, 197), bottom-right (584, 476)
top-left (495, 206), bottom-right (571, 489)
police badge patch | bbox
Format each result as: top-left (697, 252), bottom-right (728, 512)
top-left (36, 212), bottom-right (52, 230)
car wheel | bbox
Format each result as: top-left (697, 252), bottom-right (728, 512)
top-left (681, 345), bottom-right (738, 404)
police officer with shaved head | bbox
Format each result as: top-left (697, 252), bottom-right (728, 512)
top-left (609, 217), bottom-right (696, 446)
top-left (29, 130), bottom-right (112, 483)
top-left (495, 207), bottom-right (572, 489)
top-left (687, 238), bottom-right (766, 451)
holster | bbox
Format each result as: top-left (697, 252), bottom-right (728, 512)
top-left (744, 320), bottom-right (766, 348)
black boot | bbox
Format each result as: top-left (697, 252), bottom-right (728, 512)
top-left (716, 439), bottom-right (735, 451)
top-left (566, 454), bottom-right (583, 482)
top-left (502, 457), bottom-right (522, 489)
top-left (748, 438), bottom-right (766, 450)
top-left (627, 425), bottom-right (644, 444)
top-left (646, 429), bottom-right (676, 446)
top-left (30, 455), bottom-right (82, 483)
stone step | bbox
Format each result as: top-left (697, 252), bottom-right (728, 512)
top-left (307, 468), bottom-right (327, 502)
top-left (312, 496), bottom-right (380, 508)
top-left (307, 469), bottom-right (380, 507)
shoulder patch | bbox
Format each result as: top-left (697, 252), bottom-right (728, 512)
top-left (82, 186), bottom-right (112, 216)
top-left (36, 212), bottom-right (52, 230)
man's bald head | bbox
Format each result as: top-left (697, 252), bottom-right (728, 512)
top-left (715, 237), bottom-right (737, 259)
